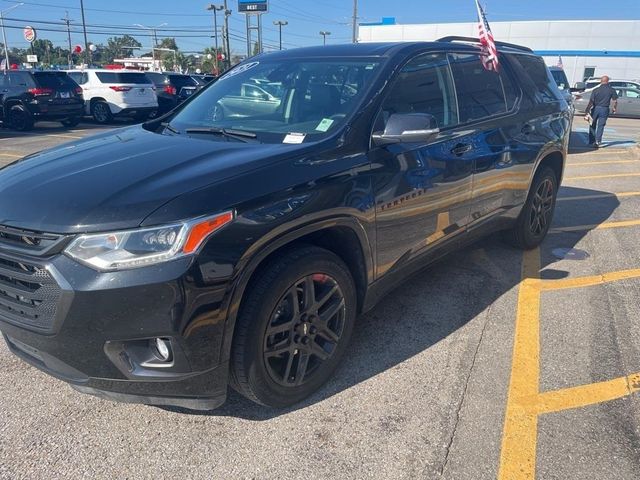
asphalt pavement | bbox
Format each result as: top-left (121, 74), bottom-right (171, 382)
top-left (0, 118), bottom-right (639, 479)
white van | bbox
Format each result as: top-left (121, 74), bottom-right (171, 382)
top-left (66, 69), bottom-right (158, 124)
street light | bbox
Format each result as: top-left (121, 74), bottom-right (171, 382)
top-left (273, 20), bottom-right (288, 50)
top-left (154, 47), bottom-right (178, 72)
top-left (206, 4), bottom-right (224, 74)
top-left (1, 2), bottom-right (23, 71)
top-left (134, 23), bottom-right (167, 71)
top-left (319, 31), bottom-right (331, 46)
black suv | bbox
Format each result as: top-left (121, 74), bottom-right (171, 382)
top-left (145, 72), bottom-right (199, 115)
top-left (0, 70), bottom-right (84, 130)
top-left (0, 39), bottom-right (570, 410)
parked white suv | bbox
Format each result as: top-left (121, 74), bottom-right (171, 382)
top-left (66, 69), bottom-right (158, 124)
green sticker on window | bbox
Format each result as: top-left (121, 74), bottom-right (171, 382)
top-left (316, 118), bottom-right (334, 132)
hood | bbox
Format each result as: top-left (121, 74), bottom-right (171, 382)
top-left (0, 126), bottom-right (305, 233)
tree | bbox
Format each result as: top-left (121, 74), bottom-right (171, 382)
top-left (102, 35), bottom-right (142, 64)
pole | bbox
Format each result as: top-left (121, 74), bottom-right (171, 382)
top-left (223, 0), bottom-right (231, 70)
top-left (257, 14), bottom-right (262, 54)
top-left (352, 0), bottom-right (358, 43)
top-left (63, 11), bottom-right (72, 68)
top-left (79, 0), bottom-right (91, 65)
top-left (273, 20), bottom-right (287, 50)
top-left (1, 3), bottom-right (23, 71)
top-left (213, 10), bottom-right (219, 73)
top-left (246, 14), bottom-right (251, 58)
top-left (278, 23), bottom-right (282, 50)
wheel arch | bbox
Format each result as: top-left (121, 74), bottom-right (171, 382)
top-left (218, 217), bottom-right (374, 365)
top-left (536, 150), bottom-right (565, 185)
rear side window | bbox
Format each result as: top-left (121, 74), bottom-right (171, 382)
top-left (9, 72), bottom-right (36, 87)
top-left (509, 54), bottom-right (561, 104)
top-left (145, 72), bottom-right (168, 86)
top-left (448, 53), bottom-right (507, 123)
top-left (67, 71), bottom-right (88, 85)
top-left (95, 72), bottom-right (151, 84)
top-left (33, 72), bottom-right (77, 89)
top-left (169, 75), bottom-right (198, 90)
top-left (380, 52), bottom-right (459, 129)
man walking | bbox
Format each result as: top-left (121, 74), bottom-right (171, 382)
top-left (586, 76), bottom-right (618, 148)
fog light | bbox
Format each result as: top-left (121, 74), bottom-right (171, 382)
top-left (154, 338), bottom-right (172, 362)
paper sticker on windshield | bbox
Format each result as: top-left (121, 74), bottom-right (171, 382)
top-left (283, 133), bottom-right (306, 144)
top-left (315, 118), bottom-right (334, 132)
top-left (218, 61), bottom-right (259, 81)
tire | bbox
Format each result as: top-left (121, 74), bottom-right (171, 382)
top-left (8, 105), bottom-right (34, 131)
top-left (506, 166), bottom-right (558, 250)
top-left (230, 245), bottom-right (357, 408)
top-left (61, 117), bottom-right (81, 128)
top-left (91, 101), bottom-right (113, 124)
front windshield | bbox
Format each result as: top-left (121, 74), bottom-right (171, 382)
top-left (170, 58), bottom-right (381, 143)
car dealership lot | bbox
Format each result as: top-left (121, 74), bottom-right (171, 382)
top-left (1, 120), bottom-right (640, 479)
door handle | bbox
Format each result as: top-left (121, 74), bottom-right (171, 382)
top-left (450, 143), bottom-right (472, 156)
top-left (521, 124), bottom-right (534, 135)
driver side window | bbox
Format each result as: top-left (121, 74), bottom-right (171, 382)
top-left (380, 53), bottom-right (459, 131)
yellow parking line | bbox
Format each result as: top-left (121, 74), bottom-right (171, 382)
top-left (549, 219), bottom-right (640, 233)
top-left (536, 373), bottom-right (640, 415)
top-left (498, 248), bottom-right (541, 480)
top-left (539, 268), bottom-right (640, 291)
top-left (0, 153), bottom-right (21, 158)
top-left (566, 160), bottom-right (639, 167)
top-left (565, 173), bottom-right (640, 180)
top-left (499, 251), bottom-right (640, 479)
top-left (557, 192), bottom-right (640, 202)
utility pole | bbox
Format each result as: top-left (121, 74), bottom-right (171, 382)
top-left (79, 0), bottom-right (91, 65)
top-left (273, 20), bottom-right (287, 50)
top-left (1, 2), bottom-right (23, 71)
top-left (352, 0), bottom-right (358, 43)
top-left (134, 23), bottom-right (167, 71)
top-left (206, 4), bottom-right (224, 74)
top-left (62, 11), bottom-right (73, 68)
top-left (320, 30), bottom-right (331, 46)
top-left (223, 0), bottom-right (231, 70)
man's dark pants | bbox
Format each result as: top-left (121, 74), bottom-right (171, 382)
top-left (589, 106), bottom-right (610, 145)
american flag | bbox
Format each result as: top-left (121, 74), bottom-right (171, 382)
top-left (475, 0), bottom-right (499, 71)
top-left (557, 55), bottom-right (564, 69)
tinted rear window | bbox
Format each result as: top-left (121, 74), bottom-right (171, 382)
top-left (550, 69), bottom-right (569, 89)
top-left (448, 53), bottom-right (507, 123)
top-left (145, 72), bottom-right (168, 86)
top-left (33, 72), bottom-right (77, 89)
top-left (510, 55), bottom-right (561, 104)
top-left (95, 72), bottom-right (151, 84)
top-left (169, 75), bottom-right (197, 89)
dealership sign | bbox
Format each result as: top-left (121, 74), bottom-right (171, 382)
top-left (238, 0), bottom-right (268, 13)
top-left (23, 26), bottom-right (37, 43)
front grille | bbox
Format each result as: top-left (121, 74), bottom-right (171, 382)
top-left (0, 224), bottom-right (65, 255)
top-left (0, 254), bottom-right (62, 331)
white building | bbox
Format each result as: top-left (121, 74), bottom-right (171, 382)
top-left (358, 19), bottom-right (640, 86)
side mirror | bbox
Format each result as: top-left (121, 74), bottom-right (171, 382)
top-left (574, 82), bottom-right (586, 91)
top-left (372, 113), bottom-right (440, 146)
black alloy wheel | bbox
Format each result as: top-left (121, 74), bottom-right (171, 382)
top-left (528, 177), bottom-right (555, 236)
top-left (506, 166), bottom-right (558, 250)
top-left (230, 245), bottom-right (357, 408)
top-left (263, 273), bottom-right (346, 387)
top-left (9, 105), bottom-right (34, 131)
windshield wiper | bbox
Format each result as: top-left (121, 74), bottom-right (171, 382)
top-left (161, 122), bottom-right (180, 135)
top-left (184, 127), bottom-right (258, 142)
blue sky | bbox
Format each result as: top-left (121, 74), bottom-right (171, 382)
top-left (1, 0), bottom-right (639, 55)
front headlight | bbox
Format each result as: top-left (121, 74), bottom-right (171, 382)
top-left (65, 211), bottom-right (233, 271)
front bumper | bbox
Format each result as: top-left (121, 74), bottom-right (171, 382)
top-left (0, 249), bottom-right (231, 411)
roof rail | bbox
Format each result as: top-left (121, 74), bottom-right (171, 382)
top-left (436, 36), bottom-right (533, 53)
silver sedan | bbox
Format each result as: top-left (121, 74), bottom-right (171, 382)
top-left (573, 87), bottom-right (640, 117)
